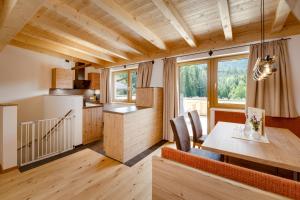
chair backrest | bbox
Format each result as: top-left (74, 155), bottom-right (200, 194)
top-left (170, 116), bottom-right (191, 152)
top-left (188, 110), bottom-right (203, 141)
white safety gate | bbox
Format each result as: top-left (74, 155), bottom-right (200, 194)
top-left (19, 115), bottom-right (75, 166)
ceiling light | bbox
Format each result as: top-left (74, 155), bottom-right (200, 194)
top-left (253, 0), bottom-right (277, 81)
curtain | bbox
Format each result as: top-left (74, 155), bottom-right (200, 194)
top-left (163, 57), bottom-right (179, 141)
top-left (100, 68), bottom-right (111, 104)
top-left (137, 61), bottom-right (153, 88)
top-left (246, 40), bottom-right (298, 118)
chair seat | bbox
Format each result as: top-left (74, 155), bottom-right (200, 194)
top-left (194, 134), bottom-right (208, 143)
top-left (189, 148), bottom-right (221, 161)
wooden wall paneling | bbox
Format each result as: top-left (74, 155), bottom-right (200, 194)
top-left (151, 0), bottom-right (197, 47)
top-left (152, 156), bottom-right (288, 200)
top-left (272, 0), bottom-right (291, 32)
top-left (0, 0), bottom-right (47, 51)
top-left (22, 25), bottom-right (116, 63)
top-left (44, 0), bottom-right (146, 55)
top-left (92, 0), bottom-right (167, 50)
top-left (30, 15), bottom-right (130, 60)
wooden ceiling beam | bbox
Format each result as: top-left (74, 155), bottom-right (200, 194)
top-left (217, 0), bottom-right (233, 40)
top-left (31, 15), bottom-right (130, 60)
top-left (92, 0), bottom-right (167, 50)
top-left (44, 0), bottom-right (146, 55)
top-left (101, 22), bottom-right (300, 68)
top-left (272, 0), bottom-right (291, 32)
top-left (22, 25), bottom-right (116, 63)
top-left (285, 0), bottom-right (300, 21)
top-left (10, 40), bottom-right (83, 63)
top-left (0, 0), bottom-right (17, 27)
top-left (14, 33), bottom-right (108, 66)
top-left (152, 0), bottom-right (196, 47)
top-left (0, 0), bottom-right (47, 51)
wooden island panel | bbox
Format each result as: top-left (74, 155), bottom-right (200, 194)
top-left (103, 88), bottom-right (163, 163)
top-left (83, 107), bottom-right (103, 144)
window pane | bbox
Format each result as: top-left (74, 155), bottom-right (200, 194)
top-left (217, 58), bottom-right (248, 104)
top-left (130, 70), bottom-right (137, 101)
top-left (114, 72), bottom-right (128, 101)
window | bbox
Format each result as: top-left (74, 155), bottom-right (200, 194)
top-left (112, 69), bottom-right (137, 103)
top-left (213, 55), bottom-right (248, 108)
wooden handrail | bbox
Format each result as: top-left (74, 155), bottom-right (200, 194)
top-left (42, 109), bottom-right (73, 140)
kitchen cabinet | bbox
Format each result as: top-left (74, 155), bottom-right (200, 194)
top-left (52, 68), bottom-right (74, 89)
top-left (83, 107), bottom-right (103, 144)
top-left (88, 73), bottom-right (100, 90)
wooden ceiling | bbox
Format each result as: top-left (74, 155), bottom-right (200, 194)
top-left (1, 0), bottom-right (300, 68)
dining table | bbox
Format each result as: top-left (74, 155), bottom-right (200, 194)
top-left (202, 121), bottom-right (300, 180)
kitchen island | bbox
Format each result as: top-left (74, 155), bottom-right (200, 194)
top-left (103, 88), bottom-right (163, 163)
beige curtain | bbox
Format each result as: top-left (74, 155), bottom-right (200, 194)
top-left (246, 40), bottom-right (298, 118)
top-left (100, 68), bottom-right (111, 104)
top-left (137, 61), bottom-right (153, 88)
top-left (163, 57), bottom-right (179, 141)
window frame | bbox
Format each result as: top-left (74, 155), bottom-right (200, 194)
top-left (112, 68), bottom-right (137, 103)
top-left (211, 54), bottom-right (249, 109)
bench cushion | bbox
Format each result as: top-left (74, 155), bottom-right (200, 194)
top-left (161, 147), bottom-right (300, 200)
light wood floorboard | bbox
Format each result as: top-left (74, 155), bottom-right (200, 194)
top-left (0, 144), bottom-right (173, 200)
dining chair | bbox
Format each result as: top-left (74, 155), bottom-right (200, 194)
top-left (170, 116), bottom-right (221, 161)
top-left (188, 110), bottom-right (207, 148)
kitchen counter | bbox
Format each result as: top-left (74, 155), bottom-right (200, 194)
top-left (103, 105), bottom-right (149, 114)
top-left (103, 88), bottom-right (163, 163)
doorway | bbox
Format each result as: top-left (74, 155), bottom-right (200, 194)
top-left (178, 60), bottom-right (209, 136)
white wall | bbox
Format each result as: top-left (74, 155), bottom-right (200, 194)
top-left (42, 95), bottom-right (83, 146)
top-left (150, 59), bottom-right (164, 87)
top-left (0, 45), bottom-right (74, 122)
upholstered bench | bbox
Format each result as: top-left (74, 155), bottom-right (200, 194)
top-left (152, 147), bottom-right (300, 200)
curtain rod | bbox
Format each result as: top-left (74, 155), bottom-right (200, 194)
top-left (121, 37), bottom-right (291, 67)
top-left (169, 37), bottom-right (291, 60)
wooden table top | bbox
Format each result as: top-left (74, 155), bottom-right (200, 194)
top-left (202, 122), bottom-right (300, 172)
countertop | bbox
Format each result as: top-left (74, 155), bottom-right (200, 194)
top-left (103, 104), bottom-right (149, 114)
top-left (83, 102), bottom-right (103, 109)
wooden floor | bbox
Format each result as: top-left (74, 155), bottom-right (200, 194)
top-left (0, 144), bottom-right (171, 200)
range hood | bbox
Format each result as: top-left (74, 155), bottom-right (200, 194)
top-left (73, 66), bottom-right (91, 89)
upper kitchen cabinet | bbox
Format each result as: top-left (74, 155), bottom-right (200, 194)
top-left (88, 73), bottom-right (100, 90)
top-left (52, 68), bottom-right (74, 89)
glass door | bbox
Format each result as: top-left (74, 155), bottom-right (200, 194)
top-left (178, 60), bottom-right (209, 136)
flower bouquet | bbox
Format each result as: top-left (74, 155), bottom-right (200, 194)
top-left (246, 107), bottom-right (265, 137)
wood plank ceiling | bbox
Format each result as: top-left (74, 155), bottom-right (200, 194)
top-left (0, 0), bottom-right (300, 68)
